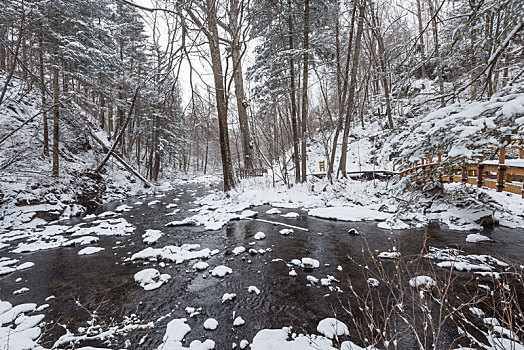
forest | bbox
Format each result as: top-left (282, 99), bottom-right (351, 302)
top-left (0, 0), bottom-right (523, 349)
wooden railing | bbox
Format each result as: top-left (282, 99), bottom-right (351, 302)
top-left (236, 168), bottom-right (268, 179)
top-left (397, 144), bottom-right (524, 198)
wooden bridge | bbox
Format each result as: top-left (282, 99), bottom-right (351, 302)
top-left (398, 142), bottom-right (524, 198)
top-left (236, 167), bottom-right (268, 179)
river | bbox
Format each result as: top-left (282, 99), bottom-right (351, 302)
top-left (1, 182), bottom-right (523, 349)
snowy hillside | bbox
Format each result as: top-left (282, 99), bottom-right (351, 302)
top-left (0, 74), bottom-right (150, 232)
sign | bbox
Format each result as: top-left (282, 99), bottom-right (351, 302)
top-left (319, 161), bottom-right (325, 172)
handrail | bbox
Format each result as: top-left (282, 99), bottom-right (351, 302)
top-left (397, 144), bottom-right (524, 198)
top-left (236, 167), bottom-right (268, 179)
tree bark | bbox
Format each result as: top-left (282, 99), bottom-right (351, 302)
top-left (328, 0), bottom-right (357, 181)
top-left (204, 0), bottom-right (235, 191)
top-left (52, 41), bottom-right (60, 177)
top-left (38, 30), bottom-right (49, 157)
top-left (427, 0), bottom-right (445, 105)
top-left (300, 0), bottom-right (309, 182)
top-left (230, 0), bottom-right (253, 169)
top-left (288, 0), bottom-right (301, 183)
top-left (338, 0), bottom-right (365, 178)
top-left (416, 0), bottom-right (427, 78)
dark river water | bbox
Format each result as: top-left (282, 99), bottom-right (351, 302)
top-left (1, 182), bottom-right (523, 349)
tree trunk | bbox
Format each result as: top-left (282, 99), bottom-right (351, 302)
top-left (38, 31), bottom-right (49, 157)
top-left (230, 0), bottom-right (253, 169)
top-left (205, 0), bottom-right (235, 191)
top-left (328, 0), bottom-right (357, 181)
top-left (300, 0), bottom-right (310, 183)
top-left (427, 0), bottom-right (445, 105)
top-left (415, 0), bottom-right (427, 78)
top-left (52, 43), bottom-right (60, 177)
top-left (288, 0), bottom-right (301, 183)
top-left (338, 0), bottom-right (365, 178)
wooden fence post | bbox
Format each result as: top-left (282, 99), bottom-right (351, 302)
top-left (497, 165), bottom-right (506, 192)
top-left (477, 164), bottom-right (483, 188)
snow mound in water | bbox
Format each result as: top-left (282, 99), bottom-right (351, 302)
top-left (156, 318), bottom-right (215, 350)
top-left (211, 265), bottom-right (232, 277)
top-left (301, 257), bottom-right (320, 269)
top-left (466, 233), bottom-right (491, 243)
top-left (143, 229), bottom-right (163, 244)
top-left (203, 318), bottom-right (218, 330)
top-left (279, 228), bottom-right (293, 235)
top-left (409, 275), bottom-right (435, 289)
top-left (232, 246), bottom-right (245, 255)
top-left (233, 316), bottom-right (245, 327)
top-left (251, 328), bottom-right (338, 349)
top-left (309, 206), bottom-right (391, 222)
top-left (254, 231), bottom-right (266, 240)
top-left (134, 268), bottom-right (171, 291)
top-left (281, 212), bottom-right (299, 218)
top-left (192, 262), bottom-right (209, 271)
top-left (131, 244), bottom-right (216, 264)
top-left (317, 318), bottom-right (350, 339)
top-left (78, 247), bottom-right (105, 255)
top-left (0, 300), bottom-right (44, 350)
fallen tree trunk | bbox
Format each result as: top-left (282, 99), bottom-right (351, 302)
top-left (90, 131), bottom-right (151, 188)
top-left (96, 86), bottom-right (140, 173)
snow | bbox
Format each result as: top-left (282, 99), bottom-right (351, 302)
top-left (248, 286), bottom-right (261, 295)
top-left (367, 278), bottom-right (379, 287)
top-left (156, 318), bottom-right (191, 349)
top-left (0, 300), bottom-right (44, 350)
top-left (281, 212), bottom-right (299, 218)
top-left (317, 318), bottom-right (350, 339)
top-left (134, 268), bottom-right (171, 290)
top-left (308, 207), bottom-right (391, 222)
top-left (233, 316), bottom-right (245, 327)
top-left (78, 247), bottom-right (105, 255)
top-left (143, 229), bottom-right (163, 244)
top-left (203, 318), bottom-right (218, 330)
top-left (307, 275), bottom-right (319, 284)
top-left (301, 258), bottom-right (320, 269)
top-left (211, 265), bottom-right (232, 277)
top-left (469, 307), bottom-right (485, 318)
top-left (466, 233), bottom-right (491, 243)
top-left (221, 293), bottom-right (236, 303)
top-left (192, 262), bottom-right (209, 271)
top-left (279, 228), bottom-right (293, 235)
top-left (409, 276), bottom-right (436, 289)
top-left (232, 246), bottom-right (246, 255)
top-left (251, 328), bottom-right (338, 350)
top-left (254, 231), bottom-right (266, 240)
top-left (266, 208), bottom-right (281, 214)
top-left (131, 244), bottom-right (216, 264)
top-left (378, 251), bottom-right (400, 259)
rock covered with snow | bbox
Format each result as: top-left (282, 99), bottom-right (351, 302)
top-left (134, 268), bottom-right (171, 290)
top-left (211, 265), bottom-right (232, 277)
top-left (409, 275), bottom-right (436, 289)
